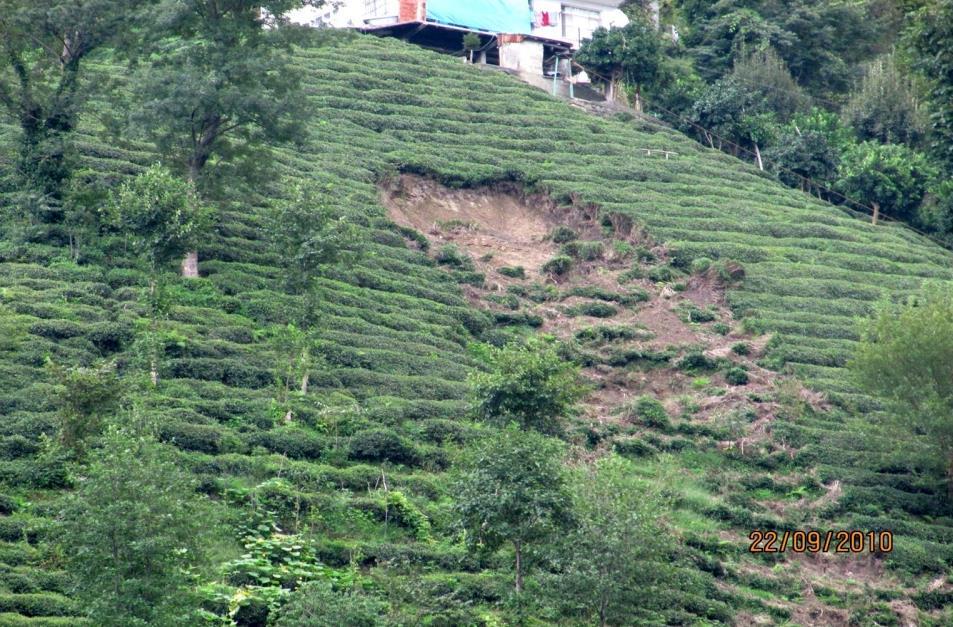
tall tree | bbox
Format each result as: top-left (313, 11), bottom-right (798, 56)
top-left (850, 288), bottom-right (953, 497)
top-left (132, 0), bottom-right (320, 276)
top-left (844, 53), bottom-right (926, 146)
top-left (907, 0), bottom-right (953, 171)
top-left (454, 426), bottom-right (572, 595)
top-left (835, 141), bottom-right (935, 224)
top-left (468, 338), bottom-right (584, 437)
top-left (575, 17), bottom-right (663, 108)
top-left (0, 0), bottom-right (142, 203)
top-left (107, 165), bottom-right (209, 384)
top-left (555, 455), bottom-right (679, 627)
top-left (60, 425), bottom-right (218, 626)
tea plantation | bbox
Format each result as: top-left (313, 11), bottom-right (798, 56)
top-left (0, 31), bottom-right (951, 625)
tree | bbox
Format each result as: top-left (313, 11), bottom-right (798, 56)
top-left (849, 288), bottom-right (953, 497)
top-left (455, 426), bottom-right (572, 595)
top-left (109, 165), bottom-right (208, 276)
top-left (844, 53), bottom-right (926, 146)
top-left (269, 181), bottom-right (356, 296)
top-left (575, 18), bottom-right (662, 108)
top-left (108, 165), bottom-right (208, 384)
top-left (764, 128), bottom-right (839, 195)
top-left (907, 0), bottom-right (953, 171)
top-left (60, 425), bottom-right (217, 626)
top-left (48, 361), bottom-right (121, 457)
top-left (468, 338), bottom-right (584, 436)
top-left (731, 47), bottom-right (807, 122)
top-left (0, 0), bottom-right (142, 202)
top-left (272, 581), bottom-right (389, 627)
top-left (131, 0), bottom-right (320, 277)
top-left (555, 455), bottom-right (678, 627)
top-left (835, 141), bottom-right (935, 224)
top-left (266, 181), bottom-right (355, 419)
top-left (688, 74), bottom-right (776, 165)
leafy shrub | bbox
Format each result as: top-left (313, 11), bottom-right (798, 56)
top-left (725, 367), bottom-right (750, 386)
top-left (677, 352), bottom-right (718, 372)
top-left (566, 302), bottom-right (618, 318)
top-left (542, 255), bottom-right (573, 277)
top-left (625, 396), bottom-right (672, 431)
top-left (246, 428), bottom-right (328, 460)
top-left (550, 225), bottom-right (579, 244)
top-left (561, 240), bottom-right (604, 261)
top-left (349, 428), bottom-right (419, 465)
top-left (690, 257), bottom-right (713, 274)
top-left (434, 244), bottom-right (472, 270)
top-left (272, 581), bottom-right (389, 627)
top-left (497, 265), bottom-right (526, 279)
top-left (731, 342), bottom-right (751, 356)
top-left (613, 437), bottom-right (658, 458)
top-left (647, 265), bottom-right (679, 282)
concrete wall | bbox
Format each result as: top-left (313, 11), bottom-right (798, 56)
top-left (499, 39), bottom-right (545, 75)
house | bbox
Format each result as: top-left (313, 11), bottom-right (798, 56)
top-left (286, 1), bottom-right (631, 83)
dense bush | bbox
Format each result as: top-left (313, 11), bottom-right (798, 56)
top-left (349, 428), bottom-right (419, 465)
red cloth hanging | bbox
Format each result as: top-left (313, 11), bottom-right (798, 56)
top-left (541, 11), bottom-right (551, 26)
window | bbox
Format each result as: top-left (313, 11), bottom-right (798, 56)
top-left (365, 0), bottom-right (388, 18)
top-left (562, 4), bottom-right (601, 44)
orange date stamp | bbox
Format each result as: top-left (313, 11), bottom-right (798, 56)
top-left (748, 530), bottom-right (893, 554)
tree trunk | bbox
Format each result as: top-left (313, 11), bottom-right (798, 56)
top-left (149, 278), bottom-right (159, 386)
top-left (181, 251), bottom-right (199, 278)
top-left (634, 87), bottom-right (643, 113)
top-left (871, 201), bottom-right (880, 226)
top-left (181, 151), bottom-right (208, 278)
top-left (599, 596), bottom-right (609, 627)
top-left (754, 142), bottom-right (764, 171)
top-left (514, 540), bottom-right (523, 595)
top-left (300, 372), bottom-right (310, 394)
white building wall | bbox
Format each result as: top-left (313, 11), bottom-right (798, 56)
top-left (499, 41), bottom-right (545, 75)
top-left (530, 1), bottom-right (628, 48)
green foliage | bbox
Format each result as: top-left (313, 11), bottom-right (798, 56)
top-left (845, 54), bottom-right (926, 146)
top-left (349, 428), bottom-right (419, 466)
top-left (468, 339), bottom-right (584, 436)
top-left (454, 426), bottom-right (571, 593)
top-left (850, 288), bottom-right (953, 490)
top-left (497, 265), bottom-right (526, 279)
top-left (624, 396), bottom-right (671, 431)
top-left (553, 455), bottom-right (679, 625)
top-left (0, 0), bottom-right (142, 198)
top-left (47, 360), bottom-right (120, 456)
top-left (725, 366), bottom-right (750, 386)
top-left (271, 580), bottom-right (388, 627)
top-left (269, 181), bottom-right (356, 294)
top-left (835, 141), bottom-right (936, 222)
top-left (434, 244), bottom-right (473, 270)
top-left (107, 165), bottom-right (208, 272)
top-left (549, 226), bottom-right (578, 244)
top-left (131, 0), bottom-right (316, 184)
top-left (907, 1), bottom-right (953, 170)
top-left (59, 425), bottom-right (217, 626)
top-left (764, 128), bottom-right (840, 194)
top-left (541, 255), bottom-right (573, 277)
top-left (731, 342), bottom-right (751, 356)
top-left (565, 302), bottom-right (618, 318)
top-left (575, 17), bottom-right (663, 95)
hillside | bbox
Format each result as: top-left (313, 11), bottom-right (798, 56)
top-left (0, 31), bottom-right (952, 625)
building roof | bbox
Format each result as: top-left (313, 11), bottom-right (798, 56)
top-left (426, 0), bottom-right (533, 35)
